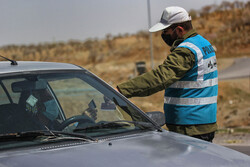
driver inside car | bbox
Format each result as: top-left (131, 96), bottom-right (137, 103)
top-left (25, 86), bottom-right (60, 130)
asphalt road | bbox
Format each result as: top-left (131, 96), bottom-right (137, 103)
top-left (224, 145), bottom-right (250, 156)
top-left (218, 57), bottom-right (250, 80)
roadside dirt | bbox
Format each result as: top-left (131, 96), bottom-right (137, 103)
top-left (214, 132), bottom-right (250, 146)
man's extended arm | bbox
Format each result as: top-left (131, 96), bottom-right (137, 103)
top-left (117, 48), bottom-right (195, 98)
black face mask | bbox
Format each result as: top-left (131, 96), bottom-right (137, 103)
top-left (161, 33), bottom-right (175, 46)
top-left (161, 28), bottom-right (178, 46)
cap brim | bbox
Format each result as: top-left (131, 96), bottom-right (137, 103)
top-left (149, 22), bottom-right (171, 32)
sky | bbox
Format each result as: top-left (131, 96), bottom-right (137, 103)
top-left (0, 0), bottom-right (248, 46)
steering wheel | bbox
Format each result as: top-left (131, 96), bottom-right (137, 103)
top-left (58, 115), bottom-right (95, 131)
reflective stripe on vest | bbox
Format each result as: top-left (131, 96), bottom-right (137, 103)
top-left (169, 78), bottom-right (218, 88)
top-left (179, 42), bottom-right (204, 80)
top-left (164, 96), bottom-right (217, 105)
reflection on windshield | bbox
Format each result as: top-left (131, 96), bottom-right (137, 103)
top-left (0, 71), bottom-right (153, 148)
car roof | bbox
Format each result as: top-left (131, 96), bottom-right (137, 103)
top-left (0, 61), bottom-right (82, 74)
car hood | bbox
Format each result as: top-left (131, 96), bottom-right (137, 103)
top-left (0, 130), bottom-right (249, 167)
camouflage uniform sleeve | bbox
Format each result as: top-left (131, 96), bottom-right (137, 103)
top-left (117, 47), bottom-right (195, 98)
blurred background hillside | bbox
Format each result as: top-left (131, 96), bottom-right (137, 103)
top-left (0, 1), bottom-right (249, 129)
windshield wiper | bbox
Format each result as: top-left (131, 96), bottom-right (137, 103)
top-left (45, 130), bottom-right (96, 142)
top-left (73, 120), bottom-right (156, 132)
top-left (0, 130), bottom-right (96, 142)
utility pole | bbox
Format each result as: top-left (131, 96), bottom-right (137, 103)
top-left (147, 0), bottom-right (154, 69)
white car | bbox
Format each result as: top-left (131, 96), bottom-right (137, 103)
top-left (0, 59), bottom-right (249, 167)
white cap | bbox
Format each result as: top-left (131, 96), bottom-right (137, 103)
top-left (149, 6), bottom-right (191, 32)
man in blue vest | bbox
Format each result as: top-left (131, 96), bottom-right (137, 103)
top-left (116, 6), bottom-right (218, 142)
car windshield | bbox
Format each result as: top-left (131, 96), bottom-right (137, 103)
top-left (0, 70), bottom-right (155, 148)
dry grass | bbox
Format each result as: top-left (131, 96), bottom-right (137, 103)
top-left (217, 78), bottom-right (250, 128)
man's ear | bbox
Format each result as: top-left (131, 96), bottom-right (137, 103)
top-left (176, 26), bottom-right (185, 37)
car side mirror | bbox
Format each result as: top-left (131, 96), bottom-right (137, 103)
top-left (146, 111), bottom-right (165, 126)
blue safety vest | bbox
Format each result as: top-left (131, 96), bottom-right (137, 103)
top-left (164, 34), bottom-right (218, 125)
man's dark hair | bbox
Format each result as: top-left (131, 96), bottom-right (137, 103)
top-left (170, 21), bottom-right (193, 31)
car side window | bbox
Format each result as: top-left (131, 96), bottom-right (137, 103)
top-left (49, 78), bottom-right (102, 119)
top-left (0, 84), bottom-right (9, 105)
top-left (0, 79), bottom-right (24, 105)
top-left (48, 77), bottom-right (130, 122)
top-left (2, 79), bottom-right (23, 104)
